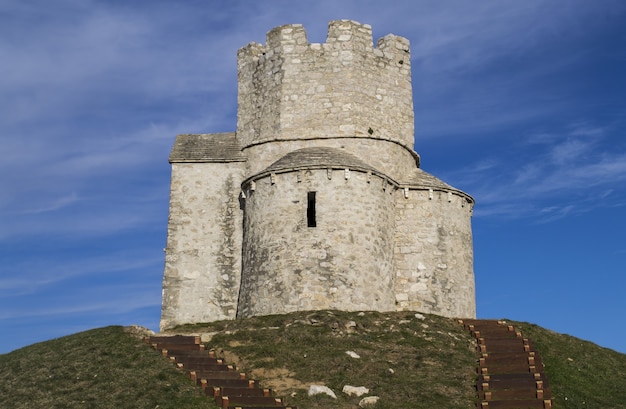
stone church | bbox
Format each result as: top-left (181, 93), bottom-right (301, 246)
top-left (160, 20), bottom-right (475, 330)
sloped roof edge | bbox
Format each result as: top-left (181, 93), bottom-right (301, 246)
top-left (244, 147), bottom-right (389, 183)
top-left (169, 133), bottom-right (246, 163)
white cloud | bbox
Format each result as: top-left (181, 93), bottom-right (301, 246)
top-left (450, 119), bottom-right (626, 221)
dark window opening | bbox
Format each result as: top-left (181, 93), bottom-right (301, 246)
top-left (307, 191), bottom-right (316, 227)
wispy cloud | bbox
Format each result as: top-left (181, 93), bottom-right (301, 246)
top-left (0, 252), bottom-right (163, 296)
top-left (2, 0), bottom-right (626, 355)
top-left (19, 193), bottom-right (81, 214)
top-left (445, 120), bottom-right (626, 221)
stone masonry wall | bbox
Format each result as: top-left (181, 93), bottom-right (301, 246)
top-left (243, 138), bottom-right (418, 184)
top-left (237, 20), bottom-right (414, 157)
top-left (159, 20), bottom-right (476, 328)
top-left (237, 168), bottom-right (396, 318)
top-left (160, 162), bottom-right (244, 330)
top-left (393, 189), bottom-right (475, 318)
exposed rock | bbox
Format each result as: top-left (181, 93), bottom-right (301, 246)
top-left (124, 325), bottom-right (154, 339)
top-left (345, 320), bottom-right (358, 330)
top-left (346, 350), bottom-right (361, 359)
top-left (359, 396), bottom-right (380, 407)
top-left (343, 385), bottom-right (369, 397)
top-left (200, 331), bottom-right (219, 343)
top-left (308, 385), bottom-right (337, 399)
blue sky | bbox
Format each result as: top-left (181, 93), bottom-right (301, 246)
top-left (1, 0), bottom-right (625, 354)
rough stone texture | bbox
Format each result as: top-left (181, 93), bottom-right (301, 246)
top-left (159, 20), bottom-right (476, 330)
top-left (238, 165), bottom-right (396, 317)
top-left (308, 385), bottom-right (337, 399)
top-left (393, 188), bottom-right (475, 318)
top-left (237, 21), bottom-right (413, 148)
top-left (169, 133), bottom-right (245, 163)
top-left (243, 138), bottom-right (418, 183)
top-left (160, 159), bottom-right (245, 329)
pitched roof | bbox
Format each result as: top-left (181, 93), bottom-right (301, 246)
top-left (398, 168), bottom-right (474, 203)
top-left (169, 133), bottom-right (246, 163)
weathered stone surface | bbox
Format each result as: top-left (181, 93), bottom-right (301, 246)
top-left (159, 20), bottom-right (476, 331)
top-left (160, 161), bottom-right (244, 329)
top-left (359, 396), bottom-right (380, 407)
top-left (308, 384), bottom-right (337, 399)
top-left (343, 385), bottom-right (369, 397)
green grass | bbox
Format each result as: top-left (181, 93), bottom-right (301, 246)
top-left (514, 321), bottom-right (626, 409)
top-left (180, 310), bottom-right (477, 409)
top-left (1, 311), bottom-right (625, 408)
top-left (0, 326), bottom-right (214, 409)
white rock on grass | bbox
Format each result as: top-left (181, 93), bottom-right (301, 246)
top-left (345, 320), bottom-right (357, 329)
top-left (415, 313), bottom-right (425, 320)
top-left (342, 385), bottom-right (369, 397)
top-left (359, 396), bottom-right (380, 407)
top-left (345, 350), bottom-right (361, 358)
top-left (308, 385), bottom-right (337, 399)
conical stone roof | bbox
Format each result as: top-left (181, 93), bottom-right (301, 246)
top-left (248, 147), bottom-right (386, 181)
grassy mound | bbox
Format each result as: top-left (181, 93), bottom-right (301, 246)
top-left (175, 310), bottom-right (477, 408)
top-left (0, 326), bottom-right (213, 409)
top-left (514, 321), bottom-right (626, 408)
top-left (1, 311), bottom-right (625, 408)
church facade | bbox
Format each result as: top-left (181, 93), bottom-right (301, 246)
top-left (160, 20), bottom-right (475, 330)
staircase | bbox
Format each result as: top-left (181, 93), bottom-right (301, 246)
top-left (146, 335), bottom-right (297, 409)
top-left (460, 319), bottom-right (552, 409)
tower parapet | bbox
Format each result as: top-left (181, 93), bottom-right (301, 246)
top-left (236, 20), bottom-right (414, 156)
top-left (160, 20), bottom-right (476, 331)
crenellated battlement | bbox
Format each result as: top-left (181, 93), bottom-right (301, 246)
top-left (160, 20), bottom-right (475, 331)
top-left (240, 20), bottom-right (409, 59)
top-left (266, 23), bottom-right (308, 52)
top-left (236, 20), bottom-right (415, 163)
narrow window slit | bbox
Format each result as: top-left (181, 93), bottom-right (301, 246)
top-left (307, 191), bottom-right (316, 227)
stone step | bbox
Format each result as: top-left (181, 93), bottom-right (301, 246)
top-left (177, 362), bottom-right (236, 371)
top-left (478, 351), bottom-right (542, 366)
top-left (460, 320), bottom-right (552, 409)
top-left (478, 373), bottom-right (549, 391)
top-left (148, 335), bottom-right (296, 408)
top-left (172, 355), bottom-right (224, 366)
top-left (227, 407), bottom-right (297, 409)
top-left (191, 370), bottom-right (247, 383)
top-left (478, 362), bottom-right (541, 375)
top-left (478, 388), bottom-right (549, 401)
top-left (153, 342), bottom-right (206, 351)
top-left (210, 387), bottom-right (272, 397)
top-left (148, 335), bottom-right (200, 344)
top-left (466, 325), bottom-right (521, 338)
top-left (477, 337), bottom-right (532, 347)
top-left (478, 341), bottom-right (533, 354)
top-left (199, 378), bottom-right (258, 389)
top-left (478, 399), bottom-right (552, 408)
top-left (215, 395), bottom-right (284, 408)
top-left (163, 349), bottom-right (217, 358)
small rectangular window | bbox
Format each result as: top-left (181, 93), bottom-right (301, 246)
top-left (307, 191), bottom-right (316, 227)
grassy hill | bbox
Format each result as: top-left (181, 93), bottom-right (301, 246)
top-left (1, 311), bottom-right (625, 408)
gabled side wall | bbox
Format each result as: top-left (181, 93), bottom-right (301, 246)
top-left (160, 162), bottom-right (244, 330)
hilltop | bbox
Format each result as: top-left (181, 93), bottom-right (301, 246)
top-left (1, 311), bottom-right (625, 408)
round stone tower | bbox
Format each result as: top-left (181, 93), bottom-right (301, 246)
top-left (159, 20), bottom-right (476, 331)
top-left (236, 20), bottom-right (419, 181)
top-left (237, 147), bottom-right (396, 317)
